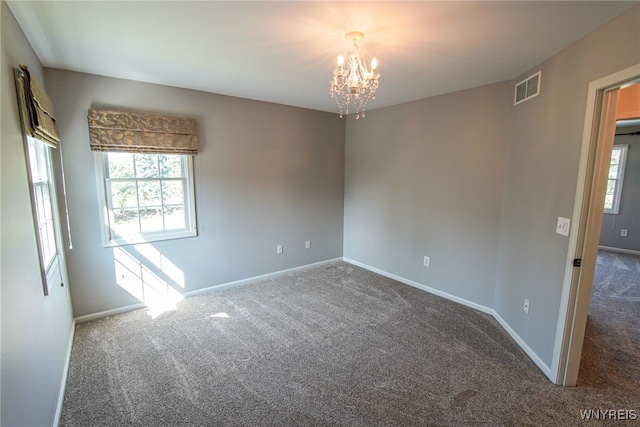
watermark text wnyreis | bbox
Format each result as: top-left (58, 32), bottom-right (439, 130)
top-left (579, 409), bottom-right (637, 421)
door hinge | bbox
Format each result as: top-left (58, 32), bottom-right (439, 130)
top-left (573, 258), bottom-right (582, 267)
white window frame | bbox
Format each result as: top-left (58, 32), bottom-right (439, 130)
top-left (25, 136), bottom-right (63, 295)
top-left (94, 152), bottom-right (197, 247)
top-left (603, 144), bottom-right (628, 215)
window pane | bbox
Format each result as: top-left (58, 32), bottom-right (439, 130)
top-left (27, 139), bottom-right (47, 183)
top-left (38, 220), bottom-right (51, 264)
top-left (608, 164), bottom-right (618, 179)
top-left (164, 206), bottom-right (185, 230)
top-left (604, 195), bottom-right (614, 210)
top-left (42, 190), bottom-right (55, 265)
top-left (610, 149), bottom-right (621, 164)
top-left (111, 181), bottom-right (137, 209)
top-left (140, 208), bottom-right (163, 232)
top-left (34, 184), bottom-right (55, 268)
top-left (42, 221), bottom-right (56, 267)
top-left (606, 180), bottom-right (616, 195)
top-left (42, 187), bottom-right (52, 220)
top-left (162, 180), bottom-right (184, 205)
top-left (108, 153), bottom-right (135, 178)
top-left (159, 155), bottom-right (183, 178)
top-left (138, 181), bottom-right (161, 206)
top-left (27, 142), bottom-right (40, 182)
top-left (134, 154), bottom-right (159, 178)
top-left (113, 208), bottom-right (140, 235)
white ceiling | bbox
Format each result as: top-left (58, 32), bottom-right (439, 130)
top-left (7, 1), bottom-right (638, 114)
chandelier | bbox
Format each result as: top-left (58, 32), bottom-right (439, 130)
top-left (329, 31), bottom-right (380, 119)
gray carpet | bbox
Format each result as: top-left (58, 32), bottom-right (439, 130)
top-left (60, 261), bottom-right (639, 426)
top-left (578, 250), bottom-right (640, 392)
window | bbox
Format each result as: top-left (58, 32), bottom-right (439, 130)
top-left (96, 152), bottom-right (197, 246)
top-left (25, 136), bottom-right (62, 294)
top-left (15, 65), bottom-right (66, 295)
top-left (603, 144), bottom-right (628, 214)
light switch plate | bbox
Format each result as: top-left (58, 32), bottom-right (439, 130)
top-left (556, 217), bottom-right (571, 237)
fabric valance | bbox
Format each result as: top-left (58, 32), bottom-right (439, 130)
top-left (88, 109), bottom-right (199, 155)
top-left (15, 65), bottom-right (61, 148)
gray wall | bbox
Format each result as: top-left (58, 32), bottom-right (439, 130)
top-left (344, 82), bottom-right (513, 308)
top-left (494, 6), bottom-right (640, 367)
top-left (345, 5), bottom-right (640, 371)
top-left (1, 2), bottom-right (75, 426)
top-left (43, 69), bottom-right (345, 318)
top-left (600, 125), bottom-right (640, 251)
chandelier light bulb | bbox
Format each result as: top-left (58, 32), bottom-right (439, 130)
top-left (329, 31), bottom-right (380, 119)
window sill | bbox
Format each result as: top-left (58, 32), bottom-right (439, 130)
top-left (103, 229), bottom-right (197, 247)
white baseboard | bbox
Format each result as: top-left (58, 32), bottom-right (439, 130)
top-left (598, 245), bottom-right (640, 256)
top-left (490, 311), bottom-right (552, 379)
top-left (342, 257), bottom-right (552, 380)
top-left (343, 257), bottom-right (494, 315)
top-left (183, 258), bottom-right (343, 298)
top-left (54, 319), bottom-right (76, 427)
top-left (74, 258), bottom-right (343, 323)
top-left (75, 303), bottom-right (147, 323)
top-left (73, 256), bottom-right (552, 381)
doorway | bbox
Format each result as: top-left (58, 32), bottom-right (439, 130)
top-left (551, 64), bottom-right (640, 387)
top-left (579, 107), bottom-right (640, 388)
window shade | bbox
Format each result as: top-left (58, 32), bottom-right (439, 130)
top-left (88, 109), bottom-right (199, 155)
top-left (15, 65), bottom-right (61, 148)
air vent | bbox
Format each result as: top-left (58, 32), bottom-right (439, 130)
top-left (514, 71), bottom-right (541, 105)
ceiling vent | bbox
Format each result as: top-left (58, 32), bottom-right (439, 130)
top-left (514, 71), bottom-right (541, 105)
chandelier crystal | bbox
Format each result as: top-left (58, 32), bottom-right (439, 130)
top-left (329, 31), bottom-right (380, 119)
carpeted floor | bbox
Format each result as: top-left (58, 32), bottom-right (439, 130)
top-left (60, 259), bottom-right (639, 426)
top-left (578, 250), bottom-right (640, 392)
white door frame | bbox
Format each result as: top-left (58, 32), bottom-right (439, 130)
top-left (551, 63), bottom-right (640, 386)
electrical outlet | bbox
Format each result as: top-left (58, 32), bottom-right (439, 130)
top-left (277, 245), bottom-right (283, 254)
top-left (423, 256), bottom-right (430, 267)
top-left (621, 229), bottom-right (628, 237)
top-left (523, 299), bottom-right (530, 314)
top-left (305, 240), bottom-right (311, 249)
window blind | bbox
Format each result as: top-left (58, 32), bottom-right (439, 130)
top-left (87, 109), bottom-right (199, 155)
top-left (15, 65), bottom-right (61, 148)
